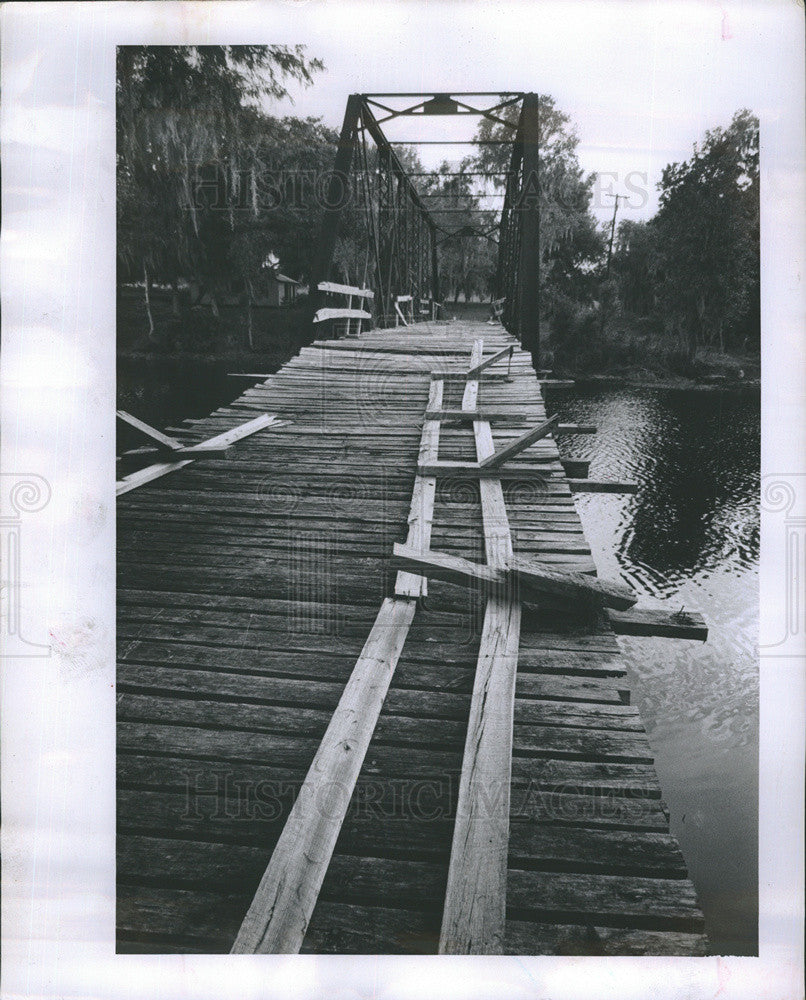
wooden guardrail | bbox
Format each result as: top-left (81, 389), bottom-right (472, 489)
top-left (314, 281), bottom-right (374, 337)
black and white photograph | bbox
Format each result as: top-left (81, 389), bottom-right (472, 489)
top-left (2, 1), bottom-right (804, 997)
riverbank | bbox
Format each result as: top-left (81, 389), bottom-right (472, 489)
top-left (118, 294), bottom-right (760, 403)
top-left (552, 345), bottom-right (759, 391)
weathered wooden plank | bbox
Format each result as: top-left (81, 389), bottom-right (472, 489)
top-left (117, 789), bottom-right (678, 874)
top-left (391, 543), bottom-right (637, 611)
top-left (117, 665), bottom-right (642, 730)
top-left (395, 379), bottom-right (443, 598)
top-left (118, 751), bottom-right (663, 804)
top-left (115, 640), bottom-right (629, 704)
top-left (230, 596), bottom-right (416, 953)
top-left (116, 413), bottom-right (283, 497)
top-left (479, 415), bottom-right (561, 470)
top-left (117, 888), bottom-right (706, 956)
top-left (440, 339), bottom-right (521, 955)
top-left (607, 607), bottom-right (708, 641)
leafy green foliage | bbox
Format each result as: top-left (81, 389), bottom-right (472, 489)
top-left (422, 161), bottom-right (497, 302)
top-left (612, 110), bottom-right (759, 358)
top-left (116, 45), bottom-right (324, 342)
top-left (654, 109), bottom-right (759, 354)
top-left (470, 95), bottom-right (603, 311)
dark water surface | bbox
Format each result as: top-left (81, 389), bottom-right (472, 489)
top-left (544, 384), bottom-right (759, 956)
top-left (117, 358), bottom-right (244, 450)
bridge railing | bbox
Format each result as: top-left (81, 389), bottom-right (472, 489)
top-left (313, 281), bottom-right (374, 337)
top-left (311, 95), bottom-right (440, 330)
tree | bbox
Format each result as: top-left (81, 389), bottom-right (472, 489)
top-left (116, 45), bottom-right (323, 340)
top-left (468, 95), bottom-right (603, 311)
top-left (423, 162), bottom-right (497, 303)
top-left (653, 109), bottom-right (759, 355)
top-left (612, 219), bottom-right (659, 317)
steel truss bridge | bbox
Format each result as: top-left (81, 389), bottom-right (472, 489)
top-left (312, 92), bottom-right (543, 360)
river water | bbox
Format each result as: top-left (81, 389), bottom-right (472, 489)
top-left (544, 384), bottom-right (759, 956)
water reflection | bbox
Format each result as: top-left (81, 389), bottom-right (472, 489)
top-left (545, 385), bottom-right (759, 956)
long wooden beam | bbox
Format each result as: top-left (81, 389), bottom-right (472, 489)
top-left (230, 596), bottom-right (416, 954)
top-left (391, 543), bottom-right (638, 610)
top-left (395, 379), bottom-right (443, 598)
top-left (510, 554), bottom-right (636, 610)
top-left (478, 414), bottom-right (560, 470)
top-left (440, 339), bottom-right (520, 955)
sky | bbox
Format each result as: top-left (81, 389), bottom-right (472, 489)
top-left (253, 0), bottom-right (793, 224)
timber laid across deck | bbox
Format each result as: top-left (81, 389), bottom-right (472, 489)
top-left (116, 319), bottom-right (707, 956)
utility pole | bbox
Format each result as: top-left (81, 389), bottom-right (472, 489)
top-left (599, 192), bottom-right (622, 336)
top-left (604, 192), bottom-right (622, 279)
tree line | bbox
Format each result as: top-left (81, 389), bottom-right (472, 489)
top-left (611, 109), bottom-right (759, 359)
top-left (117, 47), bottom-right (759, 364)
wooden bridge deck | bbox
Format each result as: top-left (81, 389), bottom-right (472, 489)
top-left (116, 319), bottom-right (707, 955)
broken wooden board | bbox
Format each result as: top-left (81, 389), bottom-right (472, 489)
top-left (391, 543), bottom-right (638, 611)
top-left (569, 479), bottom-right (638, 494)
top-left (608, 607), bottom-right (708, 641)
top-left (116, 413), bottom-right (283, 497)
top-left (479, 415), bottom-right (561, 470)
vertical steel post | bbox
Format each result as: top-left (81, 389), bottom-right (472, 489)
top-left (517, 92), bottom-right (541, 364)
top-left (311, 94), bottom-right (363, 309)
top-left (430, 222), bottom-right (440, 307)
